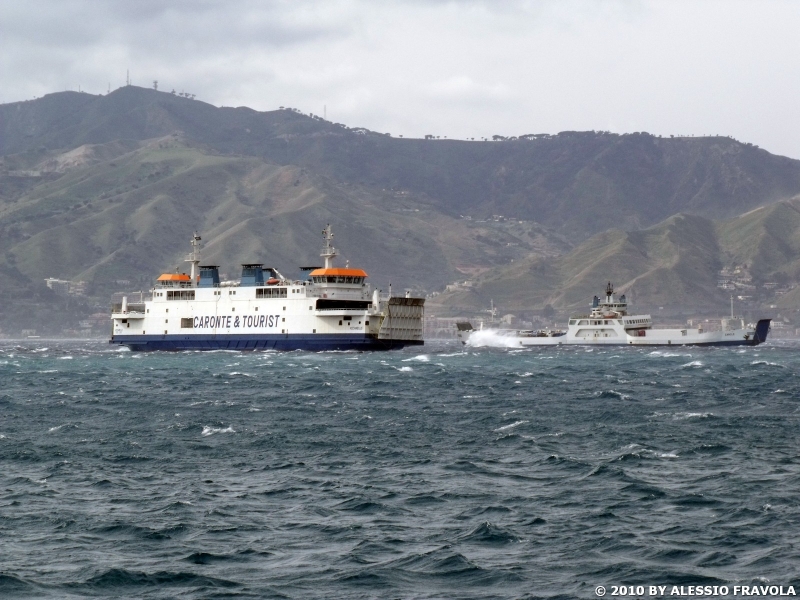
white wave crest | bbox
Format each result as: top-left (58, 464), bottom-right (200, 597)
top-left (466, 330), bottom-right (521, 348)
top-left (402, 355), bottom-right (430, 362)
top-left (494, 420), bottom-right (529, 432)
top-left (202, 425), bottom-right (235, 436)
top-left (674, 412), bottom-right (712, 420)
top-left (680, 360), bottom-right (704, 368)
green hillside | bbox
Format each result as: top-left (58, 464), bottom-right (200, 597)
top-left (435, 214), bottom-right (722, 312)
top-left (716, 198), bottom-right (800, 278)
top-left (3, 87), bottom-right (800, 238)
top-left (0, 135), bottom-right (576, 333)
top-left (432, 203), bottom-right (800, 317)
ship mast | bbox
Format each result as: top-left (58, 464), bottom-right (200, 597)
top-left (185, 232), bottom-right (202, 285)
top-left (321, 224), bottom-right (337, 269)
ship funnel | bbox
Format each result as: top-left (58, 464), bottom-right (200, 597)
top-left (198, 265), bottom-right (220, 287)
top-left (240, 264), bottom-right (265, 286)
top-left (592, 296), bottom-right (599, 308)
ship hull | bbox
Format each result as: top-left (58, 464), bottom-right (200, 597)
top-left (462, 335), bottom-right (764, 348)
top-left (459, 319), bottom-right (771, 348)
top-left (461, 336), bottom-right (764, 348)
top-left (110, 333), bottom-right (423, 352)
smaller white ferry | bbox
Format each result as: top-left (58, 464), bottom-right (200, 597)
top-left (457, 283), bottom-right (771, 347)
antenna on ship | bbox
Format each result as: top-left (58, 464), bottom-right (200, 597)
top-left (321, 224), bottom-right (337, 269)
top-left (185, 232), bottom-right (202, 285)
top-left (731, 294), bottom-right (734, 319)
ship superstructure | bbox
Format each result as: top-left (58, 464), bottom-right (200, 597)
top-left (457, 282), bottom-right (770, 347)
top-left (110, 226), bottom-right (424, 351)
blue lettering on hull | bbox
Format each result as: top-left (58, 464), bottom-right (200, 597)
top-left (110, 333), bottom-right (422, 352)
top-left (193, 314), bottom-right (279, 329)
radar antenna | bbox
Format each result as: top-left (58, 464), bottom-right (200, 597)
top-left (185, 232), bottom-right (202, 285)
top-left (320, 224), bottom-right (337, 269)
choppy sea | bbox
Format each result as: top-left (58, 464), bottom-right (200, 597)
top-left (1, 339), bottom-right (799, 599)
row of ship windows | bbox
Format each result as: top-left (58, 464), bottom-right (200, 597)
top-left (570, 319), bottom-right (615, 325)
top-left (157, 306), bottom-right (310, 313)
top-left (568, 318), bottom-right (648, 326)
top-left (160, 289), bottom-right (294, 300)
top-left (311, 276), bottom-right (364, 284)
top-left (146, 307), bottom-right (320, 316)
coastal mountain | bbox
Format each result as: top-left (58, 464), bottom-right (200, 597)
top-left (4, 86), bottom-right (800, 238)
top-left (0, 134), bottom-right (570, 292)
top-left (2, 86), bottom-right (800, 333)
top-left (432, 196), bottom-right (800, 316)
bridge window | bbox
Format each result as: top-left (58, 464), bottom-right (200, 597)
top-left (167, 290), bottom-right (195, 300)
top-left (256, 288), bottom-right (287, 298)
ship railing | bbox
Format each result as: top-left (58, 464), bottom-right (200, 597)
top-left (305, 290), bottom-right (372, 300)
top-left (111, 303), bottom-right (147, 314)
top-left (111, 291), bottom-right (152, 304)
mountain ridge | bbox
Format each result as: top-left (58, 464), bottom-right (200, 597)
top-left (5, 87), bottom-right (800, 237)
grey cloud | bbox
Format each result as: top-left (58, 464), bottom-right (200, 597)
top-left (2, 0), bottom-right (800, 159)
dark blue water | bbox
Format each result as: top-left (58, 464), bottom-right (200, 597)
top-left (1, 340), bottom-right (799, 599)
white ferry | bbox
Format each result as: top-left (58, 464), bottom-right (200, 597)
top-left (110, 226), bottom-right (424, 351)
top-left (457, 283), bottom-right (770, 347)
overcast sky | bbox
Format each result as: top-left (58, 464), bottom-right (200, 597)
top-left (3, 0), bottom-right (800, 158)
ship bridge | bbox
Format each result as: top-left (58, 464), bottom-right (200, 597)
top-left (308, 267), bottom-right (368, 286)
